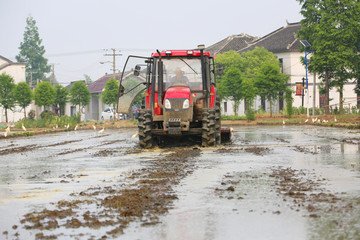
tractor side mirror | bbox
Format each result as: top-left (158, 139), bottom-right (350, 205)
top-left (134, 65), bottom-right (141, 76)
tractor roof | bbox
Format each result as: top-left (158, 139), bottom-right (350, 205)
top-left (151, 50), bottom-right (210, 57)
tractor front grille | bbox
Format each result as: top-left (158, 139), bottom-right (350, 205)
top-left (168, 98), bottom-right (186, 110)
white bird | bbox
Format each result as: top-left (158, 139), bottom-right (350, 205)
top-left (322, 120), bottom-right (326, 123)
top-left (283, 120), bottom-right (285, 125)
top-left (334, 118), bottom-right (337, 122)
top-left (93, 125), bottom-right (96, 130)
top-left (66, 124), bottom-right (70, 129)
top-left (22, 123), bottom-right (26, 131)
top-left (74, 124), bottom-right (78, 131)
top-left (230, 127), bottom-right (234, 132)
top-left (131, 130), bottom-right (138, 138)
top-left (318, 119), bottom-right (321, 123)
top-left (6, 125), bottom-right (10, 133)
top-left (99, 127), bottom-right (105, 133)
top-left (314, 117), bottom-right (318, 123)
top-left (305, 119), bottom-right (309, 123)
top-left (4, 129), bottom-right (8, 137)
top-left (55, 124), bottom-right (58, 129)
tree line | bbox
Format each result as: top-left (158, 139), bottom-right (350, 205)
top-left (0, 73), bottom-right (90, 122)
top-left (215, 47), bottom-right (290, 118)
top-left (296, 0), bottom-right (360, 114)
top-left (0, 73), bottom-right (121, 123)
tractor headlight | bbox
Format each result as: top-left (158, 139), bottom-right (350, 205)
top-left (183, 99), bottom-right (190, 109)
top-left (165, 99), bottom-right (171, 109)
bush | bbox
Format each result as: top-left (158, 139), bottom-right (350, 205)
top-left (257, 106), bottom-right (266, 114)
top-left (16, 114), bottom-right (81, 129)
top-left (221, 115), bottom-right (247, 120)
top-left (245, 109), bottom-right (255, 121)
top-left (285, 88), bottom-right (293, 118)
top-left (28, 110), bottom-right (35, 120)
top-left (309, 107), bottom-right (321, 116)
top-left (40, 110), bottom-right (56, 119)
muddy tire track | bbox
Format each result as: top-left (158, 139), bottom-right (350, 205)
top-left (215, 167), bottom-right (360, 239)
top-left (56, 139), bottom-right (125, 156)
top-left (215, 146), bottom-right (271, 156)
top-left (0, 140), bottom-right (83, 156)
top-left (18, 147), bottom-right (201, 239)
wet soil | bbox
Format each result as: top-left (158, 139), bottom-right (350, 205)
top-left (214, 167), bottom-right (360, 239)
top-left (1, 125), bottom-right (359, 239)
top-left (18, 147), bottom-right (201, 239)
top-left (215, 146), bottom-right (270, 156)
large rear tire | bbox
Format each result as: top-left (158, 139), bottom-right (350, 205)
top-left (215, 96), bottom-right (221, 145)
top-left (138, 109), bottom-right (153, 148)
top-left (202, 108), bottom-right (216, 147)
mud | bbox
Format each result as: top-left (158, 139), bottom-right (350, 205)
top-left (19, 147), bottom-right (200, 239)
top-left (293, 145), bottom-right (318, 155)
top-left (215, 146), bottom-right (270, 156)
top-left (0, 140), bottom-right (83, 156)
top-left (215, 166), bottom-right (360, 239)
top-left (1, 126), bottom-right (359, 239)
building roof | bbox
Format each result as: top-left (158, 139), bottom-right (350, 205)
top-left (0, 55), bottom-right (26, 71)
top-left (87, 73), bottom-right (121, 93)
top-left (66, 80), bottom-right (86, 91)
top-left (206, 34), bottom-right (258, 55)
top-left (237, 22), bottom-right (302, 54)
top-left (206, 22), bottom-right (302, 55)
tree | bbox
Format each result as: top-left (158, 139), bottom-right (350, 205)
top-left (69, 81), bottom-right (90, 116)
top-left (14, 82), bottom-right (33, 120)
top-left (54, 84), bottom-right (68, 117)
top-left (215, 50), bottom-right (244, 75)
top-left (0, 73), bottom-right (16, 122)
top-left (255, 64), bottom-right (289, 117)
top-left (241, 47), bottom-right (280, 78)
top-left (297, 0), bottom-right (360, 114)
top-left (219, 67), bottom-right (244, 116)
top-left (241, 78), bottom-right (257, 120)
top-left (34, 82), bottom-right (55, 110)
top-left (16, 16), bottom-right (50, 86)
top-left (215, 47), bottom-right (279, 93)
top-left (102, 78), bottom-right (119, 120)
top-left (285, 88), bottom-right (294, 118)
top-left (84, 74), bottom-right (93, 85)
top-left (215, 47), bottom-right (285, 116)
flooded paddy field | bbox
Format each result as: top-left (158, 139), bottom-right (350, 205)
top-left (0, 126), bottom-right (359, 239)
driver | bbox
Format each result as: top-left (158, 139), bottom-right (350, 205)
top-left (169, 68), bottom-right (189, 86)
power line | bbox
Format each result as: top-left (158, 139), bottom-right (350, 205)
top-left (45, 48), bottom-right (153, 57)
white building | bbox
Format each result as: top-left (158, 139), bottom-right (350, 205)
top-left (0, 55), bottom-right (31, 122)
top-left (207, 22), bottom-right (358, 116)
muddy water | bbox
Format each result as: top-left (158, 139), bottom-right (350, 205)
top-left (0, 126), bottom-right (359, 239)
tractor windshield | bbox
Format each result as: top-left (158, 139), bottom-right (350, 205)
top-left (161, 58), bottom-right (202, 90)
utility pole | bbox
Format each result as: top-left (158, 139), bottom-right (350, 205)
top-left (313, 72), bottom-right (316, 116)
top-left (104, 49), bottom-right (122, 79)
top-left (50, 64), bottom-right (55, 86)
top-left (28, 71), bottom-right (36, 88)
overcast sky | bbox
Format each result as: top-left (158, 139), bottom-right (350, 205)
top-left (0, 0), bottom-right (303, 86)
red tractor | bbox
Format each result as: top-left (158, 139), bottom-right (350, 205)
top-left (117, 45), bottom-right (231, 148)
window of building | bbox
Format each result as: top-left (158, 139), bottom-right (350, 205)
top-left (279, 58), bottom-right (283, 73)
top-left (224, 102), bottom-right (227, 113)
